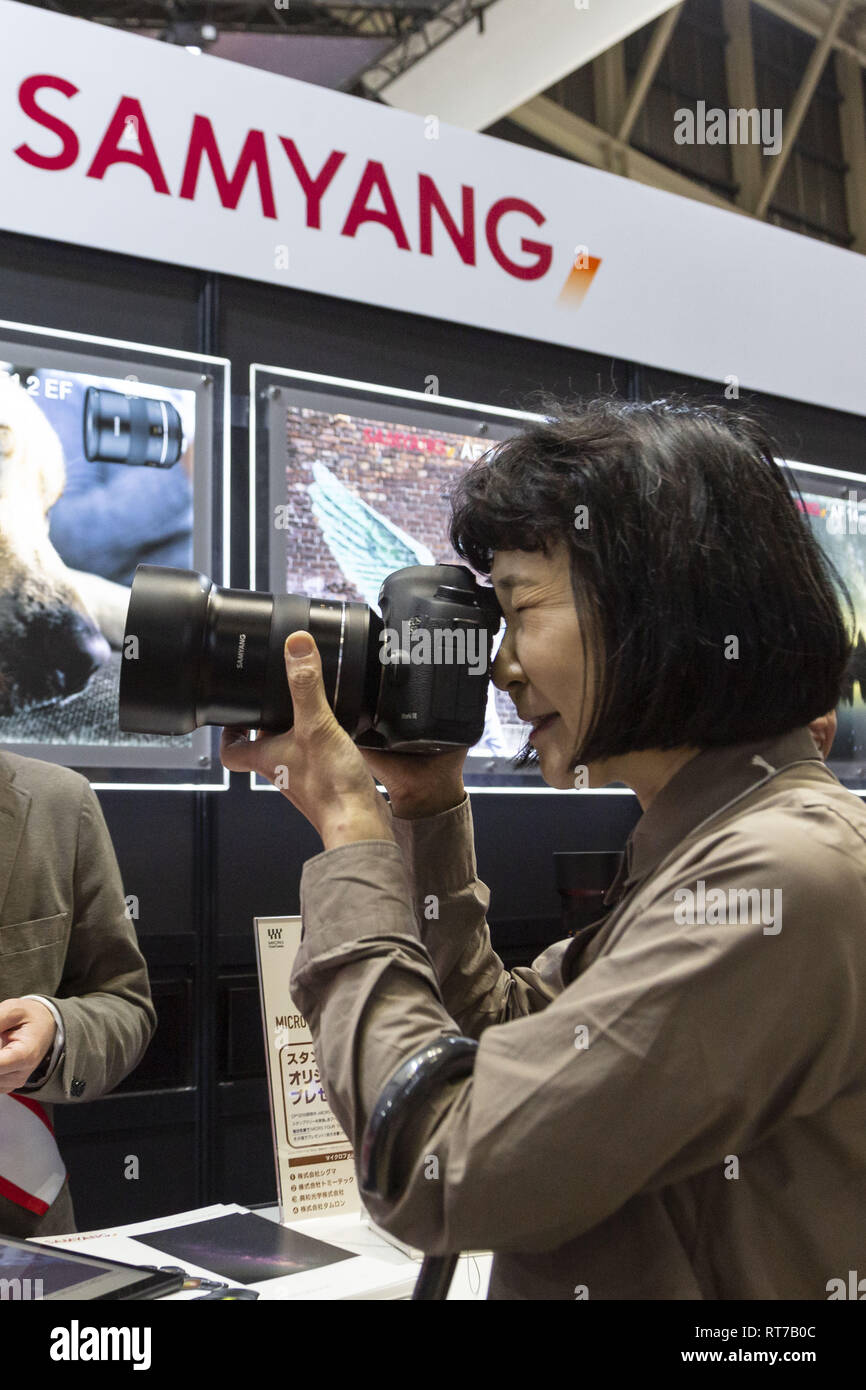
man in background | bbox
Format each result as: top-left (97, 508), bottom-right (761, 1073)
top-left (0, 748), bottom-right (155, 1236)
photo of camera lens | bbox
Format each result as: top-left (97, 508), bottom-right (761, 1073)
top-left (117, 563), bottom-right (500, 751)
top-left (83, 387), bottom-right (184, 467)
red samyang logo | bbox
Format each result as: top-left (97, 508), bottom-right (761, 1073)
top-left (14, 74), bottom-right (554, 282)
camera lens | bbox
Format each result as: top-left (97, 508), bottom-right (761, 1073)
top-left (118, 565), bottom-right (383, 735)
top-left (83, 387), bottom-right (184, 467)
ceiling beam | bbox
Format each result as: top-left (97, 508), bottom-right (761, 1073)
top-left (753, 0), bottom-right (850, 218)
top-left (370, 0), bottom-right (687, 132)
top-left (751, 0), bottom-right (866, 68)
top-left (721, 0), bottom-right (764, 211)
top-left (509, 95), bottom-right (751, 216)
top-left (593, 44), bottom-right (628, 139)
top-left (836, 48), bottom-right (866, 250)
top-left (617, 1), bottom-right (685, 143)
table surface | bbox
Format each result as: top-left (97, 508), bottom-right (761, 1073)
top-left (254, 1203), bottom-right (491, 1300)
top-left (35, 1201), bottom-right (492, 1300)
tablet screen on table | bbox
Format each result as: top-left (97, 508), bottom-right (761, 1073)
top-left (0, 1235), bottom-right (184, 1300)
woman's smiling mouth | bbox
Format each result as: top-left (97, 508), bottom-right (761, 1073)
top-left (528, 713), bottom-right (559, 742)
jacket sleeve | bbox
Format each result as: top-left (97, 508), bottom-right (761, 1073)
top-left (27, 780), bottom-right (157, 1103)
top-left (289, 823), bottom-right (862, 1256)
top-left (389, 794), bottom-right (558, 1036)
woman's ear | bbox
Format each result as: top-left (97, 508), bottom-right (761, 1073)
top-left (807, 710), bottom-right (837, 760)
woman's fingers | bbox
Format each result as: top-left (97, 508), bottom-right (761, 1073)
top-left (220, 726), bottom-right (255, 771)
top-left (219, 634), bottom-right (379, 818)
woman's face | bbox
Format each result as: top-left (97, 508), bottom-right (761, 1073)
top-left (490, 542), bottom-right (597, 790)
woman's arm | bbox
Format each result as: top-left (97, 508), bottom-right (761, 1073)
top-left (220, 635), bottom-right (557, 1041)
top-left (291, 818), bottom-right (863, 1257)
top-left (389, 794), bottom-right (558, 1037)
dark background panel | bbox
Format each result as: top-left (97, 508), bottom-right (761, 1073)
top-left (0, 232), bottom-right (202, 350)
top-left (636, 361), bottom-right (866, 477)
top-left (97, 796), bottom-right (199, 937)
top-left (215, 269), bottom-right (627, 410)
top-left (54, 1090), bottom-right (200, 1226)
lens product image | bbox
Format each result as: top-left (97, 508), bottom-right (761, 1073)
top-left (118, 563), bottom-right (500, 752)
top-left (83, 387), bottom-right (184, 467)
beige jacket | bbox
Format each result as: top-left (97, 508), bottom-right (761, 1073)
top-left (291, 726), bottom-right (866, 1299)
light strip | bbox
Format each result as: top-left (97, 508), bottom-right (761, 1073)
top-left (0, 318), bottom-right (226, 365)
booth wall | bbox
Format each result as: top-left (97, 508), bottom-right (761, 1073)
top-left (0, 228), bottom-right (862, 1228)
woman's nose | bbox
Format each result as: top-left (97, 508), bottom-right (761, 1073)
top-left (491, 629), bottom-right (522, 692)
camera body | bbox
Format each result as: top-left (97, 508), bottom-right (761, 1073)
top-left (118, 562), bottom-right (501, 753)
top-left (364, 565), bottom-right (501, 751)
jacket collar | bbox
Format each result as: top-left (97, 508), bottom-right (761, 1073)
top-left (602, 725), bottom-right (829, 908)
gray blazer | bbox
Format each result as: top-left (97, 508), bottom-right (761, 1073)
top-left (0, 748), bottom-right (156, 1234)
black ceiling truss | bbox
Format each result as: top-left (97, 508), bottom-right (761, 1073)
top-left (20, 0), bottom-right (459, 40)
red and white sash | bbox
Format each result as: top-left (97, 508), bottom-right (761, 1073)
top-left (0, 1093), bottom-right (66, 1214)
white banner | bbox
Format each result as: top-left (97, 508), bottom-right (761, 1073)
top-left (0, 0), bottom-right (863, 416)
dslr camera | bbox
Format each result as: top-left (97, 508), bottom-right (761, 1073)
top-left (118, 563), bottom-right (501, 752)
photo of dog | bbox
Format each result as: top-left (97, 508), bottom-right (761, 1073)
top-left (0, 374), bottom-right (130, 717)
top-left (0, 363), bottom-right (196, 749)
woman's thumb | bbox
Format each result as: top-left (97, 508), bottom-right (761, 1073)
top-left (284, 631), bottom-right (328, 723)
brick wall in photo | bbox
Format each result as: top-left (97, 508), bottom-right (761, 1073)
top-left (278, 405), bottom-right (524, 744)
top-left (280, 406), bottom-right (495, 597)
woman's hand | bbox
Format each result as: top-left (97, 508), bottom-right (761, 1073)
top-left (359, 745), bottom-right (469, 820)
top-left (219, 631), bottom-right (395, 851)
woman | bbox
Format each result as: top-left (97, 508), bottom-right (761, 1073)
top-left (222, 397), bottom-right (866, 1299)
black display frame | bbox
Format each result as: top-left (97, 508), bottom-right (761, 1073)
top-left (0, 317), bottom-right (231, 790)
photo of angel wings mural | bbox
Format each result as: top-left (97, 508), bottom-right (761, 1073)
top-left (270, 401), bottom-right (524, 773)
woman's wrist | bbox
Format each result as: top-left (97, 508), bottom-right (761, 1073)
top-left (388, 783), bottom-right (466, 821)
top-left (319, 795), bottom-right (396, 850)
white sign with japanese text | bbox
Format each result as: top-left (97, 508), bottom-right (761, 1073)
top-left (254, 916), bottom-right (360, 1223)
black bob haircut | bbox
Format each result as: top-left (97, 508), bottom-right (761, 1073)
top-left (449, 394), bottom-right (854, 767)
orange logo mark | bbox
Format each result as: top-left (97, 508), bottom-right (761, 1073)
top-left (558, 253), bottom-right (602, 308)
